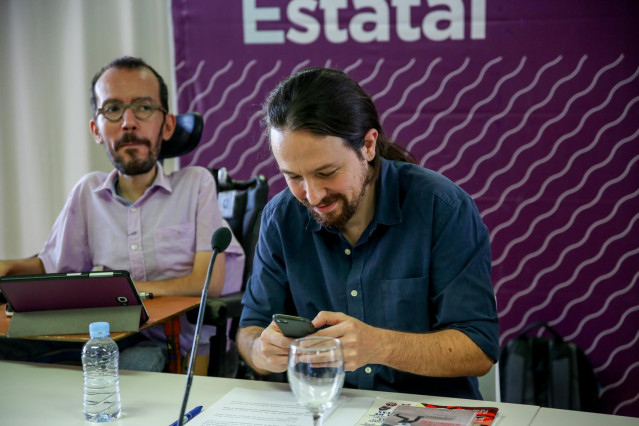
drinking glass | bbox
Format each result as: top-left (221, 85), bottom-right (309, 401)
top-left (287, 336), bottom-right (345, 426)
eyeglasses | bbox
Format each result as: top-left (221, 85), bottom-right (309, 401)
top-left (96, 99), bottom-right (167, 122)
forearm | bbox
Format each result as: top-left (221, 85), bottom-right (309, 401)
top-left (0, 257), bottom-right (45, 276)
top-left (134, 251), bottom-right (224, 297)
top-left (134, 275), bottom-right (209, 297)
top-left (376, 328), bottom-right (493, 377)
top-left (314, 312), bottom-right (494, 377)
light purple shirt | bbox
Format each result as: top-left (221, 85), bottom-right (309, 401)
top-left (39, 163), bottom-right (245, 354)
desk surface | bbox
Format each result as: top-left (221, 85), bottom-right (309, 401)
top-left (3, 362), bottom-right (636, 426)
top-left (0, 361), bottom-right (543, 426)
top-left (0, 296), bottom-right (200, 342)
top-left (2, 362), bottom-right (636, 425)
top-left (530, 407), bottom-right (638, 426)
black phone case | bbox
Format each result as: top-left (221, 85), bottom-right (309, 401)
top-left (273, 314), bottom-right (316, 338)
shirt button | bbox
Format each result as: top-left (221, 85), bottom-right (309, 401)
top-left (131, 208), bottom-right (137, 213)
top-left (131, 244), bottom-right (138, 250)
top-left (365, 366), bottom-right (372, 374)
top-left (344, 248), bottom-right (351, 255)
top-left (350, 290), bottom-right (358, 297)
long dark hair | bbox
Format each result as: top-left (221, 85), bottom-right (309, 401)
top-left (90, 56), bottom-right (169, 116)
top-left (263, 67), bottom-right (416, 173)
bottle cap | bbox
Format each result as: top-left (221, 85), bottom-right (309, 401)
top-left (89, 321), bottom-right (110, 338)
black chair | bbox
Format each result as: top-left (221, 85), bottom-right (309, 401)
top-left (164, 113), bottom-right (269, 377)
top-left (200, 168), bottom-right (269, 377)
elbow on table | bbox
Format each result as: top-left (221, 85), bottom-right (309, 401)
top-left (473, 354), bottom-right (496, 377)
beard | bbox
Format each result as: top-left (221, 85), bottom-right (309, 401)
top-left (302, 162), bottom-right (374, 230)
top-left (104, 131), bottom-right (162, 176)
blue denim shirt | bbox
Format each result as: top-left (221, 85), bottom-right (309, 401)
top-left (240, 159), bottom-right (499, 399)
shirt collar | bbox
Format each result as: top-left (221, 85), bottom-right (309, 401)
top-left (94, 162), bottom-right (172, 197)
top-left (305, 158), bottom-right (403, 233)
top-left (151, 162), bottom-right (172, 192)
top-left (374, 158), bottom-right (402, 226)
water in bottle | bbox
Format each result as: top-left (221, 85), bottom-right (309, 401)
top-left (82, 321), bottom-right (121, 422)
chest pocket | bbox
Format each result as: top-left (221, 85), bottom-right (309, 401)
top-left (380, 277), bottom-right (430, 332)
top-left (154, 222), bottom-right (196, 276)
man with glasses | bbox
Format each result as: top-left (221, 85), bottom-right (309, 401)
top-left (0, 56), bottom-right (245, 374)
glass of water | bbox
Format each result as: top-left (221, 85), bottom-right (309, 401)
top-left (288, 336), bottom-right (345, 426)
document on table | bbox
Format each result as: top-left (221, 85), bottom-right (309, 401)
top-left (187, 387), bottom-right (374, 426)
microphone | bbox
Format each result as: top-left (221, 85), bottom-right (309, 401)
top-left (211, 226), bottom-right (233, 252)
top-left (177, 227), bottom-right (232, 425)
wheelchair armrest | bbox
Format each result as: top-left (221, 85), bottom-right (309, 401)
top-left (186, 297), bottom-right (228, 327)
top-left (218, 291), bottom-right (244, 318)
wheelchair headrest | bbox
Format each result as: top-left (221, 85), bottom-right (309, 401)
top-left (159, 112), bottom-right (203, 160)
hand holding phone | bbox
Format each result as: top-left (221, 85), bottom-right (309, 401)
top-left (273, 314), bottom-right (316, 338)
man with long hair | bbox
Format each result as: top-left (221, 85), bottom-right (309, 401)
top-left (237, 68), bottom-right (498, 399)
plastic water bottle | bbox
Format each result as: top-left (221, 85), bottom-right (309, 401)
top-left (82, 321), bottom-right (121, 422)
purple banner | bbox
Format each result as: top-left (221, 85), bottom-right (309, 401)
top-left (172, 0), bottom-right (639, 415)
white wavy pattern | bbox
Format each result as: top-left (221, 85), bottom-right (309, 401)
top-left (175, 55), bottom-right (639, 415)
top-left (358, 58), bottom-right (385, 86)
top-left (187, 61), bottom-right (234, 113)
top-left (494, 137), bottom-right (639, 321)
top-left (471, 55), bottom-right (587, 201)
top-left (594, 328), bottom-right (639, 374)
top-left (483, 57), bottom-right (633, 219)
top-left (380, 58), bottom-right (442, 126)
top-left (493, 98), bottom-right (639, 293)
top-left (437, 57), bottom-right (527, 175)
top-left (176, 60), bottom-right (205, 102)
top-left (418, 57), bottom-right (504, 166)
top-left (498, 209), bottom-right (639, 342)
top-left (556, 270), bottom-right (639, 341)
top-left (371, 58), bottom-right (416, 102)
top-left (602, 360), bottom-right (639, 416)
top-left (189, 60), bottom-right (262, 166)
top-left (453, 55), bottom-right (562, 186)
top-left (405, 58), bottom-right (471, 152)
top-left (493, 96), bottom-right (639, 320)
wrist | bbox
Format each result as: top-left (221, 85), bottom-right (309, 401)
top-left (251, 338), bottom-right (275, 375)
top-left (372, 327), bottom-right (395, 366)
top-left (238, 326), bottom-right (270, 374)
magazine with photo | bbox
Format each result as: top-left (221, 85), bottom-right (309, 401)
top-left (382, 405), bottom-right (475, 425)
top-left (356, 397), bottom-right (499, 426)
top-left (422, 404), bottom-right (499, 426)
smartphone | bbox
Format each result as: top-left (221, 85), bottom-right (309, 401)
top-left (273, 314), bottom-right (316, 338)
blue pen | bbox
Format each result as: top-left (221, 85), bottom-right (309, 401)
top-left (170, 405), bottom-right (203, 426)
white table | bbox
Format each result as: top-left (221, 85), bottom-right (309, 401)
top-left (0, 361), bottom-right (545, 425)
top-left (530, 407), bottom-right (638, 426)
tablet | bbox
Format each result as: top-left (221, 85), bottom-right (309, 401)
top-left (0, 270), bottom-right (149, 325)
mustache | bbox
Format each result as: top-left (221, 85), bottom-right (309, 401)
top-left (302, 193), bottom-right (341, 209)
top-left (115, 133), bottom-right (151, 150)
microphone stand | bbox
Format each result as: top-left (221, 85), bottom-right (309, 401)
top-left (177, 227), bottom-right (232, 425)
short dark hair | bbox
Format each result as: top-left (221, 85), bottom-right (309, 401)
top-left (263, 67), bottom-right (415, 170)
top-left (90, 56), bottom-right (169, 116)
